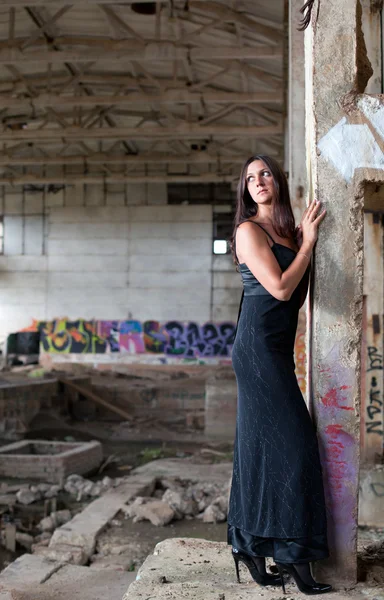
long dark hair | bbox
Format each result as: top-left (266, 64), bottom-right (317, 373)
top-left (230, 155), bottom-right (295, 265)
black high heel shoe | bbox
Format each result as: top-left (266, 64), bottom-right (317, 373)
top-left (276, 561), bottom-right (332, 595)
top-left (232, 550), bottom-right (282, 586)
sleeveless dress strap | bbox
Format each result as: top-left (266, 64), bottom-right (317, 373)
top-left (242, 220), bottom-right (276, 245)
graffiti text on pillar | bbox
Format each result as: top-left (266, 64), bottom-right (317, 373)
top-left (366, 346), bottom-right (383, 436)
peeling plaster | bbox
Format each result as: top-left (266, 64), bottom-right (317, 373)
top-left (318, 117), bottom-right (384, 182)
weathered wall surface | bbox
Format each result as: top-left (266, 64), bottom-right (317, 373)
top-left (306, 0), bottom-right (383, 586)
top-left (0, 189), bottom-right (244, 349)
top-left (212, 255), bottom-right (242, 322)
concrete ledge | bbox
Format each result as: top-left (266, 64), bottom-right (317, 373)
top-left (123, 538), bottom-right (369, 600)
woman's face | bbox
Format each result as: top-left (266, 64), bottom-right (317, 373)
top-left (245, 160), bottom-right (275, 205)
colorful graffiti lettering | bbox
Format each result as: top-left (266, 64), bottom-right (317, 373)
top-left (21, 316), bottom-right (307, 367)
top-left (22, 318), bottom-right (237, 358)
top-left (38, 319), bottom-right (107, 353)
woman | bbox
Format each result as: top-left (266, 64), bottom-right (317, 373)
top-left (227, 155), bottom-right (331, 595)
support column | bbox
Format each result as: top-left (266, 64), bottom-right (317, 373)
top-left (304, 0), bottom-right (379, 586)
top-left (288, 1), bottom-right (308, 399)
top-left (288, 0), bottom-right (307, 222)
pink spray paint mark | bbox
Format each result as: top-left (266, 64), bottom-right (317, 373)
top-left (321, 386), bottom-right (353, 411)
top-left (322, 423), bottom-right (356, 530)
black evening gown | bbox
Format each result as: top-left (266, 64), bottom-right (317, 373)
top-left (227, 221), bottom-right (329, 564)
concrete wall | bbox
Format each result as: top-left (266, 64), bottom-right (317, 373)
top-left (212, 255), bottom-right (242, 322)
top-left (305, 0), bottom-right (383, 585)
top-left (0, 183), bottom-right (242, 351)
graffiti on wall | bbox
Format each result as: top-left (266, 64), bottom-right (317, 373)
top-left (21, 317), bottom-right (307, 371)
top-left (366, 345), bottom-right (383, 436)
top-left (317, 345), bottom-right (358, 554)
top-left (21, 318), bottom-right (237, 359)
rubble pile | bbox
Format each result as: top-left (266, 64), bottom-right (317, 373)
top-left (0, 509), bottom-right (73, 554)
top-left (0, 475), bottom-right (122, 559)
top-left (64, 474), bottom-right (119, 501)
top-left (0, 474), bottom-right (121, 508)
top-left (123, 477), bottom-right (230, 526)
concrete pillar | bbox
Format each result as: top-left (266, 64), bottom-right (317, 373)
top-left (288, 0), bottom-right (307, 222)
top-left (304, 0), bottom-right (383, 586)
top-left (288, 1), bottom-right (309, 403)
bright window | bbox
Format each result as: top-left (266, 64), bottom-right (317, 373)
top-left (213, 239), bottom-right (228, 254)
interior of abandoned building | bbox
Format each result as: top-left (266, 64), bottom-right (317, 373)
top-left (0, 1), bottom-right (382, 599)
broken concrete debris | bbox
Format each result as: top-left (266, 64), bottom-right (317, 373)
top-left (0, 474), bottom-right (119, 509)
top-left (122, 477), bottom-right (230, 527)
top-left (124, 497), bottom-right (175, 527)
top-left (64, 474), bottom-right (117, 501)
top-left (38, 510), bottom-right (72, 533)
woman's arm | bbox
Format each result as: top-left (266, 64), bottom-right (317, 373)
top-left (236, 200), bottom-right (325, 302)
top-left (236, 223), bottom-right (312, 301)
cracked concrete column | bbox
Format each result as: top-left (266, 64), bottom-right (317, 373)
top-left (288, 1), bottom-right (309, 402)
top-left (304, 0), bottom-right (383, 586)
top-left (288, 0), bottom-right (307, 221)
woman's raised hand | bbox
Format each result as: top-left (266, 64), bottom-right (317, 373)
top-left (300, 199), bottom-right (326, 248)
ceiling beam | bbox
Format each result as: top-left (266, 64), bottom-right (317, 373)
top-left (0, 151), bottom-right (271, 166)
top-left (0, 90), bottom-right (283, 110)
top-left (0, 42), bottom-right (282, 64)
top-left (0, 173), bottom-right (238, 185)
top-left (0, 0), bottom-right (232, 5)
top-left (188, 2), bottom-right (283, 43)
top-left (0, 124), bottom-right (283, 141)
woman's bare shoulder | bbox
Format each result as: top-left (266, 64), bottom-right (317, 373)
top-left (236, 221), bottom-right (266, 241)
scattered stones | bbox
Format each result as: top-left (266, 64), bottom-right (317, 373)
top-left (16, 488), bottom-right (40, 505)
top-left (201, 504), bottom-right (226, 523)
top-left (33, 542), bottom-right (87, 565)
top-left (38, 510), bottom-right (72, 533)
top-left (15, 533), bottom-right (34, 551)
top-left (64, 474), bottom-right (116, 501)
top-left (121, 477), bottom-right (230, 526)
top-left (44, 485), bottom-right (60, 499)
top-left (38, 516), bottom-right (55, 533)
top-left (36, 483), bottom-right (51, 494)
top-left (162, 488), bottom-right (198, 517)
top-left (126, 497), bottom-right (175, 527)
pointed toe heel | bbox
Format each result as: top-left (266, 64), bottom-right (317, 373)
top-left (275, 562), bottom-right (332, 596)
